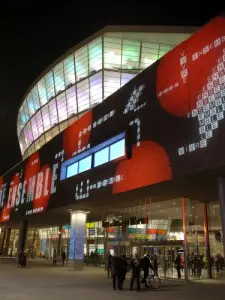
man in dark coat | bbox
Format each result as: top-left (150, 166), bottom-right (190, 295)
top-left (111, 255), bottom-right (122, 290)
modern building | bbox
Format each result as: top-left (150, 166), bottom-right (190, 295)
top-left (1, 14), bottom-right (225, 279)
top-left (17, 25), bottom-right (194, 158)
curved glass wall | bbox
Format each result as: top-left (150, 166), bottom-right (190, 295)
top-left (18, 35), bottom-right (175, 159)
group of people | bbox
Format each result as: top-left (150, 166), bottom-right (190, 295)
top-left (52, 249), bottom-right (67, 266)
top-left (188, 253), bottom-right (225, 277)
top-left (108, 253), bottom-right (158, 291)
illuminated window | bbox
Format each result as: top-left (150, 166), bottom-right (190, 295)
top-left (27, 93), bottom-right (35, 116)
top-left (77, 79), bottom-right (90, 113)
top-left (75, 47), bottom-right (88, 81)
top-left (64, 55), bottom-right (75, 87)
top-left (57, 92), bottom-right (67, 122)
top-left (45, 72), bottom-right (55, 100)
top-left (67, 162), bottom-right (78, 178)
top-left (104, 37), bottom-right (122, 69)
top-left (90, 72), bottom-right (102, 106)
top-left (66, 86), bottom-right (77, 117)
top-left (104, 71), bottom-right (120, 99)
top-left (140, 42), bottom-right (159, 69)
top-left (122, 39), bottom-right (140, 70)
top-left (42, 105), bottom-right (51, 131)
top-left (49, 98), bottom-right (58, 126)
top-left (38, 79), bottom-right (48, 106)
top-left (31, 117), bottom-right (39, 140)
top-left (110, 139), bottom-right (125, 161)
top-left (61, 132), bottom-right (125, 181)
top-left (78, 155), bottom-right (92, 173)
top-left (121, 72), bottom-right (136, 87)
top-left (35, 111), bottom-right (44, 136)
top-left (89, 39), bottom-right (102, 73)
top-left (54, 63), bottom-right (65, 94)
top-left (32, 86), bottom-right (41, 112)
top-left (94, 147), bottom-right (109, 167)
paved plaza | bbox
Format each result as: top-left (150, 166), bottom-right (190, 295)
top-left (0, 259), bottom-right (225, 300)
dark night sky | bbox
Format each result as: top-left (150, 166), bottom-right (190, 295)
top-left (0, 0), bottom-right (224, 175)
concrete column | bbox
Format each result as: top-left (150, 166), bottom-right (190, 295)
top-left (218, 178), bottom-right (225, 257)
top-left (17, 221), bottom-right (28, 254)
top-left (68, 210), bottom-right (87, 270)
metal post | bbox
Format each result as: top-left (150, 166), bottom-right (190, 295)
top-left (203, 203), bottom-right (212, 279)
top-left (181, 197), bottom-right (189, 281)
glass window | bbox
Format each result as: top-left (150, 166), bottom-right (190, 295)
top-left (57, 92), bottom-right (67, 123)
top-left (75, 47), bottom-right (88, 81)
top-left (79, 155), bottom-right (92, 173)
top-left (104, 37), bottom-right (122, 69)
top-left (121, 72), bottom-right (136, 87)
top-left (66, 86), bottom-right (77, 116)
top-left (77, 79), bottom-right (90, 113)
top-left (54, 63), bottom-right (65, 94)
top-left (89, 38), bottom-right (102, 73)
top-left (141, 42), bottom-right (160, 69)
top-left (45, 72), bottom-right (55, 100)
top-left (19, 131), bottom-right (27, 155)
top-left (49, 98), bottom-right (58, 126)
top-left (41, 105), bottom-right (51, 131)
top-left (32, 86), bottom-right (41, 111)
top-left (122, 39), bottom-right (140, 69)
top-left (27, 93), bottom-right (35, 116)
top-left (104, 71), bottom-right (120, 99)
top-left (31, 116), bottom-right (39, 140)
top-left (38, 79), bottom-right (48, 105)
top-left (35, 111), bottom-right (44, 136)
top-left (24, 122), bottom-right (33, 148)
top-left (64, 55), bottom-right (75, 87)
top-left (110, 139), bottom-right (125, 161)
top-left (67, 162), bottom-right (78, 178)
top-left (94, 147), bottom-right (109, 167)
top-left (90, 72), bottom-right (102, 106)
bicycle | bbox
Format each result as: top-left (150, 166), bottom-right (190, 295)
top-left (140, 269), bottom-right (161, 289)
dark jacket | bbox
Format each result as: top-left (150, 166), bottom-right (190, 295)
top-left (140, 256), bottom-right (154, 271)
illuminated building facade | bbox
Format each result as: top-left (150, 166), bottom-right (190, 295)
top-left (1, 15), bottom-right (225, 278)
top-left (17, 26), bottom-right (193, 158)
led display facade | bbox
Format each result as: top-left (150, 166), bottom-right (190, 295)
top-left (1, 14), bottom-right (225, 223)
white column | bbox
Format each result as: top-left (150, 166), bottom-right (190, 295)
top-left (69, 210), bottom-right (87, 270)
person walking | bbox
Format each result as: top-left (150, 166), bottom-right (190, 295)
top-left (111, 254), bottom-right (122, 290)
top-left (175, 254), bottom-right (181, 279)
top-left (119, 254), bottom-right (127, 289)
top-left (53, 249), bottom-right (57, 266)
top-left (130, 254), bottom-right (141, 291)
top-left (107, 251), bottom-right (113, 278)
top-left (61, 249), bottom-right (66, 266)
top-left (140, 254), bottom-right (154, 288)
